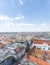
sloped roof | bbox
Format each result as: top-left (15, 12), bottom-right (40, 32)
top-left (0, 44), bottom-right (7, 47)
top-left (34, 39), bottom-right (50, 46)
top-left (25, 55), bottom-right (50, 65)
top-left (35, 49), bottom-right (50, 54)
top-left (14, 46), bottom-right (25, 54)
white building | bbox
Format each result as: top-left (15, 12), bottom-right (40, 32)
top-left (33, 39), bottom-right (50, 50)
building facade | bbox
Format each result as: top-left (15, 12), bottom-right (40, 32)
top-left (33, 39), bottom-right (50, 50)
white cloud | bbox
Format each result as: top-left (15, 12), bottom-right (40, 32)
top-left (15, 14), bottom-right (24, 20)
top-left (0, 22), bottom-right (16, 32)
top-left (19, 0), bottom-right (24, 5)
top-left (0, 15), bottom-right (49, 32)
top-left (0, 22), bottom-right (50, 32)
top-left (0, 14), bottom-right (24, 21)
top-left (16, 23), bottom-right (35, 27)
top-left (0, 15), bottom-right (13, 21)
top-left (40, 22), bottom-right (47, 26)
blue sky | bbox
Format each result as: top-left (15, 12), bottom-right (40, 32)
top-left (0, 0), bottom-right (50, 32)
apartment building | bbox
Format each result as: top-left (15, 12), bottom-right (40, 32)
top-left (26, 46), bottom-right (50, 65)
top-left (0, 42), bottom-right (25, 65)
top-left (33, 39), bottom-right (50, 50)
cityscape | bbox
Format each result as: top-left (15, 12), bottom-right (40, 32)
top-left (0, 32), bottom-right (50, 65)
top-left (0, 0), bottom-right (50, 65)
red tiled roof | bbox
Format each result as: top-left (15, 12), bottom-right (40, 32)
top-left (0, 44), bottom-right (7, 47)
top-left (15, 46), bottom-right (25, 53)
top-left (25, 55), bottom-right (50, 65)
top-left (4, 39), bottom-right (13, 42)
top-left (34, 39), bottom-right (50, 45)
top-left (35, 49), bottom-right (50, 54)
top-left (47, 51), bottom-right (50, 54)
top-left (4, 39), bottom-right (14, 44)
top-left (15, 48), bottom-right (21, 52)
top-left (21, 46), bottom-right (25, 49)
top-left (30, 55), bottom-right (50, 65)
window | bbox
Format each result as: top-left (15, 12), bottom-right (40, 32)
top-left (48, 47), bottom-right (50, 50)
top-left (43, 48), bottom-right (45, 50)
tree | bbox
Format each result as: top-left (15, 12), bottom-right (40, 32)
top-left (25, 46), bottom-right (30, 53)
top-left (11, 56), bottom-right (17, 64)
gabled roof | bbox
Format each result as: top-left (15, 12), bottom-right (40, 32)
top-left (35, 49), bottom-right (50, 54)
top-left (15, 48), bottom-right (20, 53)
top-left (0, 44), bottom-right (7, 47)
top-left (30, 55), bottom-right (50, 65)
top-left (14, 46), bottom-right (25, 54)
top-left (34, 39), bottom-right (50, 46)
top-left (25, 55), bottom-right (50, 65)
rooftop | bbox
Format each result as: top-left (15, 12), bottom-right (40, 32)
top-left (0, 42), bottom-right (24, 63)
top-left (25, 55), bottom-right (50, 65)
top-left (34, 39), bottom-right (50, 46)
